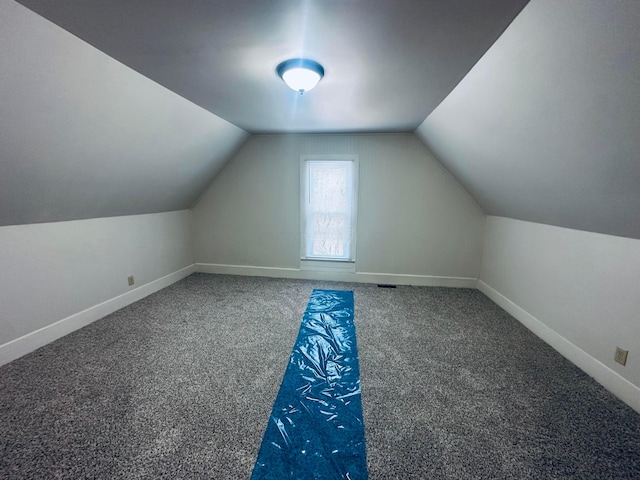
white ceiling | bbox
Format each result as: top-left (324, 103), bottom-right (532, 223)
top-left (15, 0), bottom-right (529, 133)
top-left (417, 0), bottom-right (640, 240)
top-left (0, 1), bottom-right (248, 226)
top-left (3, 0), bottom-right (639, 241)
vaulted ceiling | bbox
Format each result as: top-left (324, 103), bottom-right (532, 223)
top-left (14, 0), bottom-right (529, 133)
top-left (2, 0), bottom-right (639, 240)
top-left (417, 0), bottom-right (640, 239)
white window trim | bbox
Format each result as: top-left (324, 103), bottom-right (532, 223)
top-left (299, 154), bottom-right (359, 263)
top-left (299, 259), bottom-right (356, 273)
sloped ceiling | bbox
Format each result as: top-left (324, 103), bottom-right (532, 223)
top-left (417, 0), bottom-right (640, 240)
top-left (15, 0), bottom-right (529, 133)
top-left (0, 1), bottom-right (248, 226)
top-left (3, 0), bottom-right (639, 241)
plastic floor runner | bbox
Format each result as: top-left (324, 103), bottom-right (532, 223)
top-left (251, 289), bottom-right (367, 480)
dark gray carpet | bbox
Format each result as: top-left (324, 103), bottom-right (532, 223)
top-left (1, 273), bottom-right (639, 479)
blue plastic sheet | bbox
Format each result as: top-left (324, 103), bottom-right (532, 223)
top-left (251, 289), bottom-right (367, 480)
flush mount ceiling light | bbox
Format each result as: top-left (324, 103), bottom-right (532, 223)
top-left (276, 58), bottom-right (324, 94)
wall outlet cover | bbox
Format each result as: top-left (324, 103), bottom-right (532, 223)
top-left (614, 347), bottom-right (628, 366)
top-left (128, 275), bottom-right (135, 286)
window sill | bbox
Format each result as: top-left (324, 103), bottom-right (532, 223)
top-left (300, 259), bottom-right (356, 273)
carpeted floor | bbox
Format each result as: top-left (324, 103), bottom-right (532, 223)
top-left (1, 273), bottom-right (639, 479)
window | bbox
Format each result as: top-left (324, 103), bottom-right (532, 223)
top-left (300, 155), bottom-right (359, 262)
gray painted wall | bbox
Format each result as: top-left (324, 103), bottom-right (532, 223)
top-left (0, 211), bottom-right (194, 347)
top-left (416, 0), bottom-right (640, 240)
top-left (480, 216), bottom-right (640, 399)
top-left (0, 1), bottom-right (249, 227)
top-left (192, 134), bottom-right (485, 279)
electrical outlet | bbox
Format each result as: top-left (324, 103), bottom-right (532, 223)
top-left (614, 347), bottom-right (628, 366)
top-left (128, 275), bottom-right (135, 286)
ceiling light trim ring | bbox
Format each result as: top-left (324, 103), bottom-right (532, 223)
top-left (276, 58), bottom-right (325, 94)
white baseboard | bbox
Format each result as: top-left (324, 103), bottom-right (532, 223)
top-left (0, 264), bottom-right (196, 367)
top-left (195, 263), bottom-right (477, 288)
top-left (477, 280), bottom-right (640, 414)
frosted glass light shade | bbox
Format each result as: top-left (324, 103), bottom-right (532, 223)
top-left (282, 68), bottom-right (321, 93)
top-left (277, 59), bottom-right (324, 94)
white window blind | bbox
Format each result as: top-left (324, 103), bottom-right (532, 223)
top-left (301, 156), bottom-right (358, 261)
